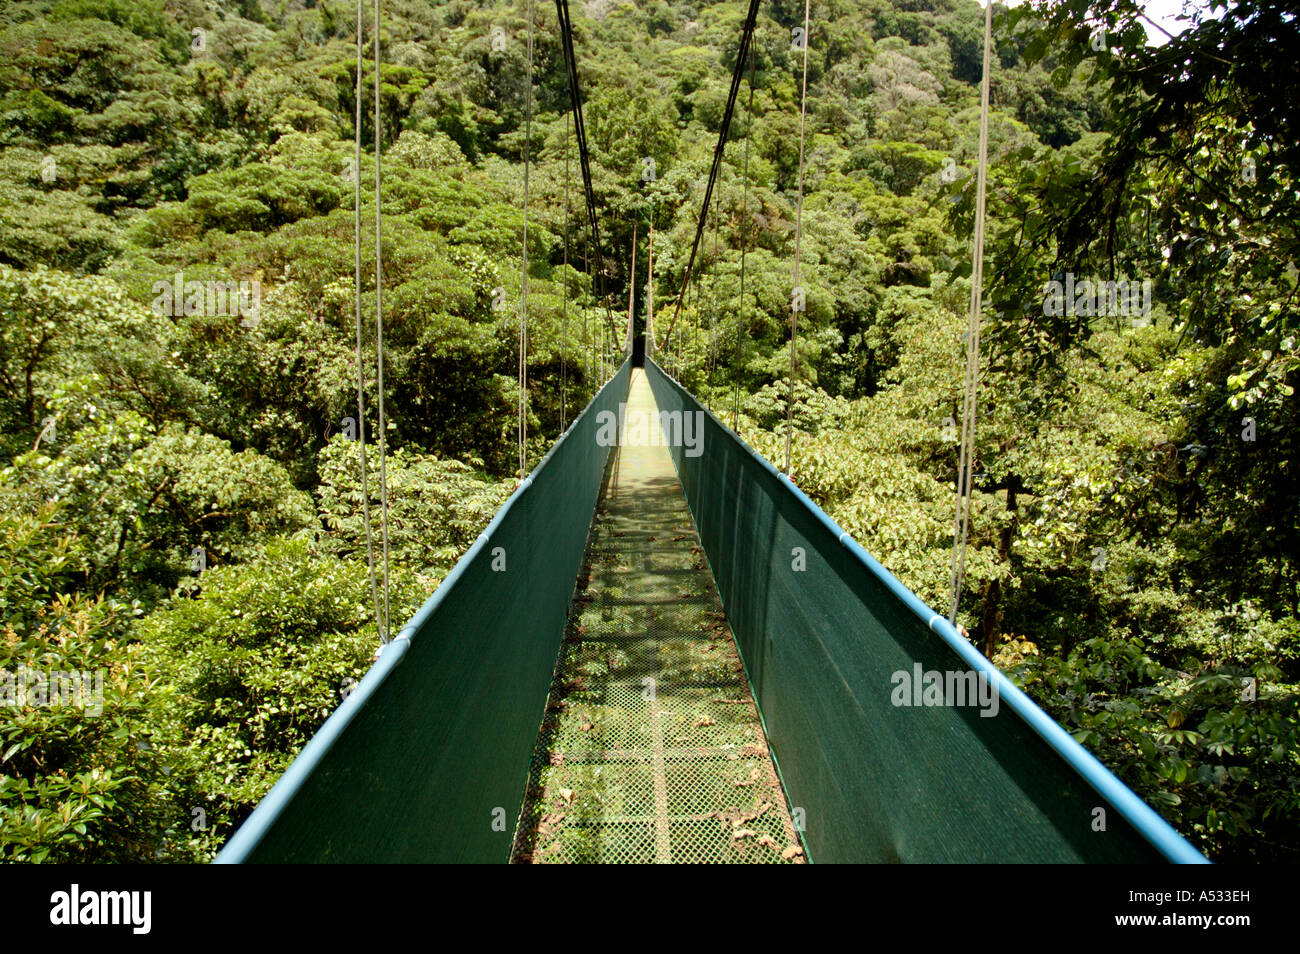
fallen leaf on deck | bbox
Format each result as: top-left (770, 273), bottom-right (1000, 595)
top-left (709, 807), bottom-right (743, 830)
top-left (538, 812), bottom-right (566, 840)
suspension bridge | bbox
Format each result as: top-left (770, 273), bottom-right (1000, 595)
top-left (214, 0), bottom-right (1208, 864)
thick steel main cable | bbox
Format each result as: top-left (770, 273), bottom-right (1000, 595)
top-left (555, 0), bottom-right (617, 345)
top-left (664, 0), bottom-right (763, 348)
top-left (948, 0), bottom-right (994, 627)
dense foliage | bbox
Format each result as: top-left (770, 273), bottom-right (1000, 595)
top-left (0, 0), bottom-right (1294, 862)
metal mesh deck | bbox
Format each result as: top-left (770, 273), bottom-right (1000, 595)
top-left (511, 370), bottom-right (805, 864)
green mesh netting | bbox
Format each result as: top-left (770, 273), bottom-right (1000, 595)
top-left (222, 361), bottom-right (631, 863)
top-left (510, 370), bottom-right (804, 864)
top-left (642, 358), bottom-right (1193, 863)
top-left (217, 353), bottom-right (1202, 864)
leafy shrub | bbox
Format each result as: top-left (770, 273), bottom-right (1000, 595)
top-left (3, 413), bottom-right (315, 605)
top-left (0, 508), bottom-right (179, 862)
top-left (316, 436), bottom-right (512, 577)
top-left (1014, 633), bottom-right (1300, 862)
top-left (137, 535), bottom-right (427, 855)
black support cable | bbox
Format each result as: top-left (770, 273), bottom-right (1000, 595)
top-left (664, 0), bottom-right (762, 347)
top-left (555, 0), bottom-right (618, 345)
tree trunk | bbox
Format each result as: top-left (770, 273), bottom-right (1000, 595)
top-left (981, 474), bottom-right (1020, 659)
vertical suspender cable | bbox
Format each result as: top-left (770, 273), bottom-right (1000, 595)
top-left (785, 0), bottom-right (812, 475)
top-left (373, 0), bottom-right (391, 642)
top-left (561, 110), bottom-right (570, 431)
top-left (688, 225), bottom-right (696, 381)
top-left (674, 233), bottom-right (682, 372)
top-left (709, 190), bottom-right (719, 392)
top-left (647, 213), bottom-right (654, 364)
top-left (584, 235), bottom-right (591, 385)
top-left (688, 223), bottom-right (696, 379)
top-left (948, 0), bottom-right (994, 627)
top-left (519, 0), bottom-right (535, 480)
top-left (733, 47), bottom-right (755, 431)
top-left (630, 221), bottom-right (637, 357)
top-left (354, 0), bottom-right (384, 645)
top-left (627, 221), bottom-right (637, 353)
